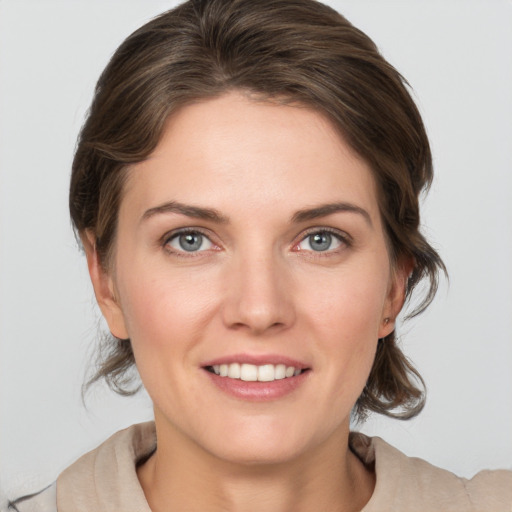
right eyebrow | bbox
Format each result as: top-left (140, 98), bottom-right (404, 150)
top-left (140, 201), bottom-right (229, 224)
top-left (291, 201), bottom-right (373, 228)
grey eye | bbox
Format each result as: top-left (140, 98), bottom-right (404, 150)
top-left (179, 233), bottom-right (203, 251)
top-left (308, 232), bottom-right (332, 251)
top-left (168, 231), bottom-right (213, 252)
top-left (297, 231), bottom-right (343, 252)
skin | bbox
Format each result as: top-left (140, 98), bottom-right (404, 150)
top-left (85, 92), bottom-right (409, 512)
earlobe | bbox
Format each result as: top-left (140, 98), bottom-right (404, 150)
top-left (82, 231), bottom-right (129, 340)
top-left (378, 258), bottom-right (413, 339)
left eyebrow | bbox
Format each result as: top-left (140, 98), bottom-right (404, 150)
top-left (291, 202), bottom-right (373, 227)
top-left (141, 201), bottom-right (229, 224)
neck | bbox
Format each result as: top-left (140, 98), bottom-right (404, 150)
top-left (137, 416), bottom-right (375, 512)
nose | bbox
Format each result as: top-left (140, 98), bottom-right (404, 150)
top-left (221, 251), bottom-right (296, 335)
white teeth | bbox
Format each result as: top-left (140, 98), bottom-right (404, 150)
top-left (210, 363), bottom-right (303, 381)
top-left (240, 364), bottom-right (258, 381)
top-left (227, 362), bottom-right (240, 378)
top-left (275, 364), bottom-right (286, 380)
top-left (258, 364), bottom-right (275, 382)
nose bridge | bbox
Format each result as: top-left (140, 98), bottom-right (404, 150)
top-left (222, 242), bottom-right (294, 334)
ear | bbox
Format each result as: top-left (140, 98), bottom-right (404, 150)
top-left (82, 230), bottom-right (129, 340)
top-left (378, 257), bottom-right (413, 339)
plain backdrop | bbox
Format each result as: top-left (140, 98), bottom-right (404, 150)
top-left (1, 0), bottom-right (511, 501)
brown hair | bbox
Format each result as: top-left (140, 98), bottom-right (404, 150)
top-left (70, 0), bottom-right (445, 420)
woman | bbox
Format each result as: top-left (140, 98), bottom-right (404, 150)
top-left (7, 0), bottom-right (512, 510)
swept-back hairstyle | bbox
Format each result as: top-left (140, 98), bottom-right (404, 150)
top-left (70, 0), bottom-right (445, 420)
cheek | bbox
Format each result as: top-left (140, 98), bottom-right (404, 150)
top-left (303, 263), bottom-right (390, 338)
top-left (115, 260), bottom-right (221, 353)
top-left (115, 265), bottom-right (223, 409)
top-left (300, 263), bottom-right (389, 388)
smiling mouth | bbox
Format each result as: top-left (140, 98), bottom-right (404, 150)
top-left (205, 363), bottom-right (308, 382)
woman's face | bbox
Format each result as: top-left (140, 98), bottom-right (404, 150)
top-left (92, 92), bottom-right (406, 464)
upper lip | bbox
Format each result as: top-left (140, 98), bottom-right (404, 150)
top-left (201, 353), bottom-right (310, 369)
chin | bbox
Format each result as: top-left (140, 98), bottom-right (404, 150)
top-left (198, 417), bottom-right (332, 467)
top-left (209, 440), bottom-right (307, 467)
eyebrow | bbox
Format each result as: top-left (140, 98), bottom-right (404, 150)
top-left (141, 201), bottom-right (229, 224)
top-left (141, 200), bottom-right (372, 227)
top-left (291, 202), bottom-right (373, 227)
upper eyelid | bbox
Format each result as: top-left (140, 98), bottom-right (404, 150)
top-left (296, 226), bottom-right (352, 243)
top-left (162, 227), bottom-right (215, 244)
top-left (159, 225), bottom-right (352, 250)
top-left (161, 228), bottom-right (218, 256)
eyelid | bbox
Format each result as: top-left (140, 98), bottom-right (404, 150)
top-left (159, 225), bottom-right (351, 256)
top-left (161, 227), bottom-right (220, 255)
top-left (293, 226), bottom-right (352, 252)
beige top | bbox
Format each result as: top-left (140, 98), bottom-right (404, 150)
top-left (16, 422), bottom-right (512, 511)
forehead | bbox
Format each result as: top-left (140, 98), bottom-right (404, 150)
top-left (121, 92), bottom-right (380, 222)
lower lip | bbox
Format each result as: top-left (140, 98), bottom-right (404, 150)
top-left (203, 369), bottom-right (310, 401)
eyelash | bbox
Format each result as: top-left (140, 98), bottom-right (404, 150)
top-left (162, 228), bottom-right (218, 258)
top-left (161, 227), bottom-right (352, 257)
top-left (293, 227), bottom-right (352, 256)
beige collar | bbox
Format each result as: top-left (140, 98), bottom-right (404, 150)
top-left (58, 421), bottom-right (498, 512)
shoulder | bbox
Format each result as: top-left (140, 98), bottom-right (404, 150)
top-left (350, 432), bottom-right (512, 512)
top-left (464, 469), bottom-right (512, 511)
top-left (6, 483), bottom-right (56, 512)
top-left (6, 423), bottom-right (155, 512)
top-left (56, 422), bottom-right (155, 511)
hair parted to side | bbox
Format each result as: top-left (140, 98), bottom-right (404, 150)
top-left (70, 0), bottom-right (446, 420)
